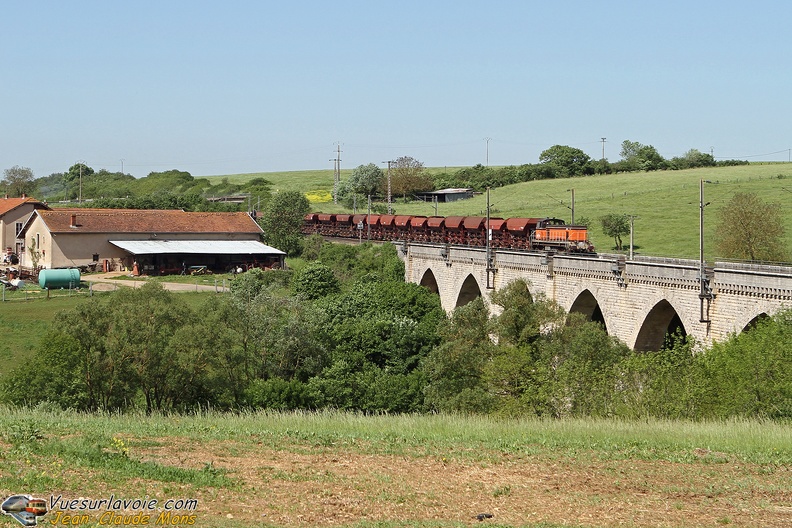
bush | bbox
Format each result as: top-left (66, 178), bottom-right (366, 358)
top-left (244, 378), bottom-right (314, 410)
top-left (292, 261), bottom-right (340, 299)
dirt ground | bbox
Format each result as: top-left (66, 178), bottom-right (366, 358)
top-left (138, 438), bottom-right (791, 527)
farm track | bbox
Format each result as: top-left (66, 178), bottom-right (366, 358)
top-left (83, 272), bottom-right (230, 292)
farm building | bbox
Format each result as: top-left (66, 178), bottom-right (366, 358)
top-left (0, 195), bottom-right (49, 259)
top-left (414, 188), bottom-right (474, 203)
top-left (18, 209), bottom-right (284, 273)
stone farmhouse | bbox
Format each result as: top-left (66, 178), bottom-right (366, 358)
top-left (0, 195), bottom-right (50, 259)
top-left (18, 208), bottom-right (284, 273)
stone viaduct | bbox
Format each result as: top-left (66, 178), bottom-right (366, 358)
top-left (398, 243), bottom-right (792, 351)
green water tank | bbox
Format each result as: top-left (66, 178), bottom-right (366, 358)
top-left (38, 268), bottom-right (81, 289)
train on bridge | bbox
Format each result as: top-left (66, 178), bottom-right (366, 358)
top-left (302, 213), bottom-right (595, 253)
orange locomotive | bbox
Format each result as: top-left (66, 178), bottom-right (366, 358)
top-left (302, 213), bottom-right (595, 253)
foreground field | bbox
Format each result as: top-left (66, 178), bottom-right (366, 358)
top-left (0, 409), bottom-right (789, 527)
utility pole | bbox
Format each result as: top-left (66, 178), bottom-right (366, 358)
top-left (331, 143), bottom-right (342, 204)
top-left (367, 195), bottom-right (371, 241)
top-left (382, 160), bottom-right (394, 214)
top-left (76, 160), bottom-right (85, 204)
top-left (699, 179), bottom-right (714, 323)
top-left (485, 186), bottom-right (496, 289)
top-left (601, 137), bottom-right (606, 160)
top-left (627, 215), bottom-right (639, 259)
top-left (570, 188), bottom-right (575, 225)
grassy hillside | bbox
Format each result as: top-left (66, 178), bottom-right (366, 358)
top-left (207, 164), bottom-right (792, 260)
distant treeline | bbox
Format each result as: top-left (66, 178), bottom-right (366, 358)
top-left (24, 168), bottom-right (272, 210)
top-left (6, 140), bottom-right (750, 206)
top-left (3, 240), bottom-right (788, 420)
top-left (430, 142), bottom-right (749, 192)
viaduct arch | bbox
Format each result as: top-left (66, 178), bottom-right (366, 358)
top-left (401, 244), bottom-right (792, 351)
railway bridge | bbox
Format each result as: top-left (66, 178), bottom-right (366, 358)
top-left (398, 243), bottom-right (792, 351)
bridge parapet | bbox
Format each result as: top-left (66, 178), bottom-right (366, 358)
top-left (493, 250), bottom-right (546, 272)
top-left (552, 254), bottom-right (622, 281)
top-left (713, 261), bottom-right (792, 300)
top-left (624, 259), bottom-right (700, 290)
top-left (408, 243), bottom-right (445, 263)
top-left (448, 246), bottom-right (489, 266)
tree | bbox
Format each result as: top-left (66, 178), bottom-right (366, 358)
top-left (346, 163), bottom-right (384, 197)
top-left (240, 177), bottom-right (273, 209)
top-left (619, 140), bottom-right (665, 171)
top-left (715, 193), bottom-right (790, 262)
top-left (539, 145), bottom-right (592, 177)
top-left (489, 278), bottom-right (564, 348)
top-left (259, 190), bottom-right (310, 256)
top-left (81, 169), bottom-right (136, 200)
top-left (600, 213), bottom-right (630, 250)
top-left (337, 163), bottom-right (384, 209)
top-left (62, 163), bottom-right (95, 200)
top-left (389, 156), bottom-right (433, 199)
top-left (530, 314), bottom-right (630, 417)
top-left (670, 149), bottom-right (715, 170)
top-left (2, 166), bottom-right (35, 197)
top-left (698, 310), bottom-right (792, 419)
top-left (103, 284), bottom-right (197, 413)
top-left (311, 280), bottom-right (444, 412)
top-left (422, 298), bottom-right (495, 413)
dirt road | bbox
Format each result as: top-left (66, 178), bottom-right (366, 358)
top-left (83, 272), bottom-right (230, 293)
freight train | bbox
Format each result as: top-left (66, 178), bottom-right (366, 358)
top-left (302, 213), bottom-right (595, 253)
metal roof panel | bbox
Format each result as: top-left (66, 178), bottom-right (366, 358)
top-left (109, 239), bottom-right (285, 255)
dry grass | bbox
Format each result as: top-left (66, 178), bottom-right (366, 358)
top-left (132, 437), bottom-right (790, 527)
top-left (2, 410), bottom-right (789, 528)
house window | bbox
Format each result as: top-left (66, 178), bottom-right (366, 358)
top-left (15, 222), bottom-right (23, 238)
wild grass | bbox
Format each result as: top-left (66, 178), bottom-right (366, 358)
top-left (2, 407), bottom-right (787, 466)
top-left (1, 407), bottom-right (788, 527)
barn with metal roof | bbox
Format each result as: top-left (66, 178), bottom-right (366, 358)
top-left (18, 209), bottom-right (284, 273)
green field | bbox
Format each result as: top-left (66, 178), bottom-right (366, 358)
top-left (206, 164), bottom-right (792, 260)
top-left (0, 408), bottom-right (789, 527)
top-left (0, 291), bottom-right (218, 384)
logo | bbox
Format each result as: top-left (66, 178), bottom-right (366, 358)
top-left (1, 495), bottom-right (47, 527)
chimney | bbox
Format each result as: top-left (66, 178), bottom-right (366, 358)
top-left (70, 214), bottom-right (77, 228)
top-left (21, 193), bottom-right (26, 199)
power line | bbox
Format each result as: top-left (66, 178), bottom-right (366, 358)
top-left (715, 149), bottom-right (790, 159)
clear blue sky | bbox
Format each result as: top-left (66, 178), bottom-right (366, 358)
top-left (3, 1), bottom-right (791, 179)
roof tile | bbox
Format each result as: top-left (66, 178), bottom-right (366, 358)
top-left (38, 209), bottom-right (263, 234)
top-left (0, 197), bottom-right (47, 217)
